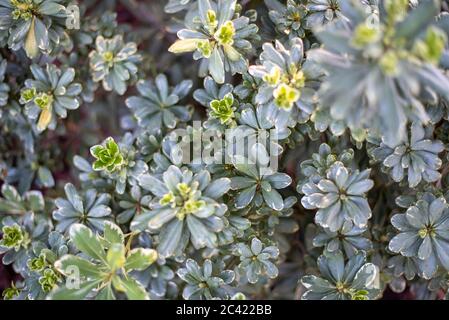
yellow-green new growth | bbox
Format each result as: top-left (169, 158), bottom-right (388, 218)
top-left (2, 283), bottom-right (21, 300)
top-left (273, 84), bottom-right (300, 110)
top-left (11, 0), bottom-right (35, 21)
top-left (385, 0), bottom-right (409, 23)
top-left (197, 40), bottom-right (213, 58)
top-left (215, 21), bottom-right (235, 46)
top-left (414, 27), bottom-right (447, 65)
top-left (20, 88), bottom-right (55, 131)
top-left (351, 289), bottom-right (370, 300)
top-left (38, 269), bottom-right (60, 293)
top-left (206, 9), bottom-right (218, 33)
top-left (102, 51), bottom-right (115, 66)
top-left (176, 182), bottom-right (206, 220)
top-left (263, 67), bottom-right (281, 86)
top-left (418, 225), bottom-right (436, 238)
top-left (34, 92), bottom-right (53, 110)
top-left (352, 23), bottom-right (380, 48)
top-left (0, 224), bottom-right (29, 251)
top-left (160, 182), bottom-right (206, 221)
top-left (20, 87), bottom-right (36, 103)
top-left (379, 51), bottom-right (399, 76)
top-left (90, 137), bottom-right (125, 173)
top-left (28, 254), bottom-right (47, 272)
top-left (160, 192), bottom-right (176, 207)
top-left (209, 93), bottom-right (235, 125)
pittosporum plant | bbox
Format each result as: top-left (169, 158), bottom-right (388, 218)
top-left (168, 0), bottom-right (259, 83)
top-left (0, 0), bottom-right (71, 58)
top-left (19, 64), bottom-right (82, 132)
top-left (2, 0), bottom-right (449, 301)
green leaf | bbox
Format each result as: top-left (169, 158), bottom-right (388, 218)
top-left (125, 248), bottom-right (158, 271)
top-left (106, 243), bottom-right (126, 271)
top-left (103, 221), bottom-right (124, 246)
top-left (95, 284), bottom-right (116, 300)
top-left (49, 279), bottom-right (102, 300)
top-left (113, 276), bottom-right (149, 300)
top-left (55, 255), bottom-right (105, 279)
top-left (69, 224), bottom-right (106, 263)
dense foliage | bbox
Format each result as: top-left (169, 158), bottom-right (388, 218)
top-left (1, 0), bottom-right (449, 300)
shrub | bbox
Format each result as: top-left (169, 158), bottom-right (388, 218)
top-left (1, 0), bottom-right (449, 301)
